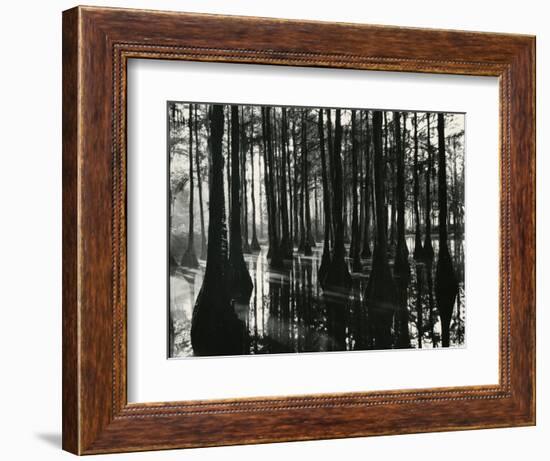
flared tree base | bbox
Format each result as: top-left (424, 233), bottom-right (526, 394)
top-left (169, 255), bottom-right (179, 274)
top-left (394, 241), bottom-right (410, 280)
top-left (228, 255), bottom-right (254, 304)
top-left (323, 253), bottom-right (352, 292)
top-left (279, 236), bottom-right (294, 260)
top-left (422, 237), bottom-right (435, 262)
top-left (181, 246), bottom-right (199, 268)
top-left (191, 285), bottom-right (249, 356)
top-left (250, 234), bottom-right (261, 252)
top-left (413, 233), bottom-right (424, 260)
top-left (318, 245), bottom-right (331, 289)
top-left (351, 253), bottom-right (363, 273)
top-left (360, 243), bottom-right (372, 259)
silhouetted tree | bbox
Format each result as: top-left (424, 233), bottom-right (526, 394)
top-left (226, 111), bottom-right (232, 227)
top-left (361, 111), bottom-right (372, 258)
top-left (227, 106), bottom-right (253, 303)
top-left (240, 107), bottom-right (252, 254)
top-left (423, 113), bottom-right (435, 261)
top-left (412, 112), bottom-right (423, 259)
top-left (386, 113), bottom-right (397, 257)
top-left (262, 107), bottom-right (284, 267)
top-left (315, 181), bottom-right (320, 243)
top-left (393, 111), bottom-right (411, 348)
top-left (279, 108), bottom-right (292, 258)
top-left (435, 113), bottom-right (459, 347)
top-left (291, 114), bottom-right (300, 247)
top-left (343, 126), bottom-right (351, 245)
top-left (300, 109), bottom-right (313, 256)
top-left (285, 111), bottom-right (295, 251)
top-left (249, 107), bottom-right (261, 252)
top-left (181, 104), bottom-right (199, 268)
top-left (191, 104), bottom-right (247, 356)
top-left (326, 109), bottom-right (335, 247)
top-left (168, 103), bottom-right (187, 272)
top-left (394, 112), bottom-right (410, 272)
top-left (365, 111), bottom-right (397, 348)
top-left (350, 110), bottom-right (362, 272)
top-left (415, 264), bottom-right (424, 348)
top-left (317, 109), bottom-right (331, 284)
top-left (194, 104), bottom-right (207, 260)
top-left (323, 109), bottom-right (351, 290)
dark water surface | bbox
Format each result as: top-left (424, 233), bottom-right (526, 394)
top-left (170, 235), bottom-right (465, 357)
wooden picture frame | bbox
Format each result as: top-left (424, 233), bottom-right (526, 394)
top-left (62, 5), bottom-right (535, 455)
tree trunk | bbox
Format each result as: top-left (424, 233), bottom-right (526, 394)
top-left (358, 110), bottom-right (365, 254)
top-left (227, 106), bottom-right (253, 303)
top-left (191, 104), bottom-right (248, 356)
top-left (394, 111), bottom-right (409, 268)
top-left (382, 112), bottom-right (389, 249)
top-left (451, 137), bottom-right (463, 237)
top-left (286, 112), bottom-right (295, 252)
top-left (262, 107), bottom-right (284, 267)
top-left (169, 194), bottom-right (178, 271)
top-left (279, 108), bottom-right (292, 258)
top-left (273, 115), bottom-right (282, 248)
top-left (291, 116), bottom-right (300, 247)
top-left (326, 109), bottom-right (335, 247)
top-left (415, 264), bottom-right (423, 348)
top-left (194, 105), bottom-right (207, 260)
top-left (239, 107), bottom-right (251, 254)
top-left (386, 113), bottom-right (396, 257)
top-left (361, 111), bottom-right (372, 258)
top-left (423, 113), bottom-right (435, 261)
top-left (343, 127), bottom-right (350, 245)
top-left (317, 109), bottom-right (332, 285)
top-left (249, 107), bottom-right (261, 252)
top-left (393, 111), bottom-right (411, 348)
top-left (412, 112), bottom-right (423, 259)
top-left (301, 109), bottom-right (313, 255)
top-left (298, 113), bottom-right (306, 253)
top-left (168, 106), bottom-right (180, 272)
top-left (226, 110), bottom-right (231, 230)
top-left (435, 113), bottom-right (459, 347)
top-left (259, 162), bottom-right (264, 240)
top-left (365, 110), bottom-right (397, 349)
top-left (323, 109), bottom-right (351, 291)
top-left (350, 110), bottom-right (362, 272)
top-left (181, 104), bottom-right (199, 268)
top-left (261, 108), bottom-right (273, 256)
top-left (314, 175), bottom-right (320, 241)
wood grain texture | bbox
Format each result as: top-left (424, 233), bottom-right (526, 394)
top-left (62, 6), bottom-right (79, 454)
top-left (62, 5), bottom-right (536, 455)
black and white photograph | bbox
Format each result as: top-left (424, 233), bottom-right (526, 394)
top-left (168, 102), bottom-right (465, 358)
top-left (1, 0), bottom-right (541, 458)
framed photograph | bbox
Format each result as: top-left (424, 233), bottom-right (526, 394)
top-left (62, 6), bottom-right (535, 455)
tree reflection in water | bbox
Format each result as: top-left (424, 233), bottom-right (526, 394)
top-left (170, 235), bottom-right (464, 357)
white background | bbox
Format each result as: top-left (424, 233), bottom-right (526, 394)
top-left (128, 60), bottom-right (499, 402)
top-left (0, 0), bottom-right (546, 460)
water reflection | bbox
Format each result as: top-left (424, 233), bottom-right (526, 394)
top-left (170, 235), bottom-right (465, 357)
